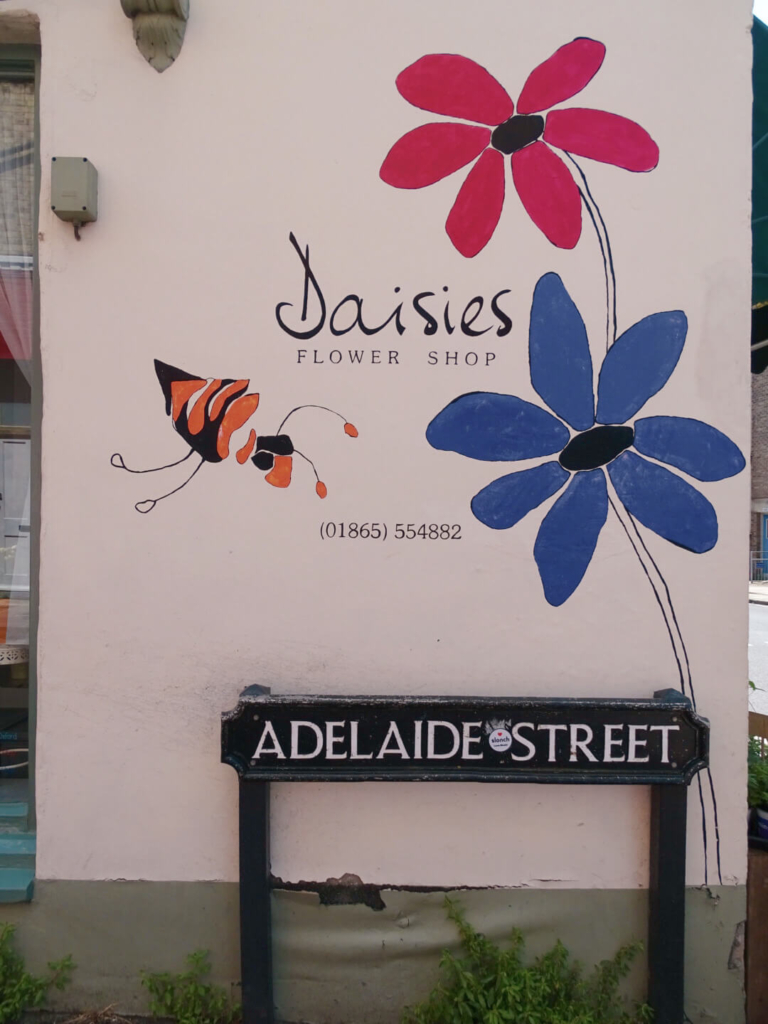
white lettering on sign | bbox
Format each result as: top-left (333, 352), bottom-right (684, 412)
top-left (427, 721), bottom-right (460, 759)
top-left (325, 721), bottom-right (347, 759)
top-left (244, 716), bottom-right (691, 769)
top-left (628, 725), bottom-right (650, 764)
top-left (413, 720), bottom-right (423, 760)
top-left (462, 721), bottom-right (484, 759)
top-left (349, 720), bottom-right (373, 759)
top-left (538, 724), bottom-right (568, 763)
top-left (569, 724), bottom-right (598, 763)
top-left (290, 721), bottom-right (323, 759)
top-left (253, 721), bottom-right (286, 760)
top-left (649, 725), bottom-right (680, 763)
top-left (376, 721), bottom-right (409, 759)
top-left (510, 722), bottom-right (536, 761)
top-left (603, 725), bottom-right (625, 762)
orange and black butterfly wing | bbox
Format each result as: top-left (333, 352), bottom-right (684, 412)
top-left (154, 359), bottom-right (203, 417)
top-left (153, 359), bottom-right (251, 464)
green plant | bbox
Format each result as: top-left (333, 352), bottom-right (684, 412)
top-left (403, 899), bottom-right (652, 1024)
top-left (142, 950), bottom-right (240, 1024)
top-left (0, 922), bottom-right (74, 1024)
top-left (749, 737), bottom-right (768, 810)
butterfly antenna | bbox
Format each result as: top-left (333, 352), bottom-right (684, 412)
top-left (111, 449), bottom-right (195, 474)
top-left (293, 449), bottom-right (328, 499)
top-left (134, 456), bottom-right (205, 513)
top-left (276, 404), bottom-right (358, 438)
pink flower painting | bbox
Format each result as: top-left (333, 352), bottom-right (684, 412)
top-left (380, 40), bottom-right (659, 256)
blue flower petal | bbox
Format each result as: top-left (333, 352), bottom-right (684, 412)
top-left (529, 273), bottom-right (594, 431)
top-left (426, 392), bottom-right (570, 462)
top-left (633, 416), bottom-right (745, 482)
top-left (533, 469), bottom-right (608, 606)
top-left (595, 311), bottom-right (687, 425)
top-left (607, 451), bottom-right (717, 553)
top-left (471, 462), bottom-right (570, 530)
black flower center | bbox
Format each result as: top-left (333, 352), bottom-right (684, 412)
top-left (559, 425), bottom-right (634, 472)
top-left (491, 115), bottom-right (545, 155)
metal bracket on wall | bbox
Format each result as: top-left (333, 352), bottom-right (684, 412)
top-left (120, 0), bottom-right (189, 73)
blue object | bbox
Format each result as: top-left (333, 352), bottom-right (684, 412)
top-left (607, 452), bottom-right (717, 553)
top-left (0, 798), bottom-right (34, 903)
top-left (596, 311), bottom-right (687, 425)
top-left (533, 470), bottom-right (608, 606)
top-left (426, 392), bottom-right (569, 461)
top-left (472, 461), bottom-right (569, 530)
top-left (529, 273), bottom-right (594, 431)
top-left (633, 416), bottom-right (746, 482)
top-left (425, 272), bottom-right (745, 605)
top-left (0, 868), bottom-right (33, 903)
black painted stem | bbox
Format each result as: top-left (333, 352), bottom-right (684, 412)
top-left (566, 152), bottom-right (617, 350)
top-left (575, 158), bottom-right (721, 888)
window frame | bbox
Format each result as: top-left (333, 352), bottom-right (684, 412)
top-left (0, 42), bottom-right (40, 832)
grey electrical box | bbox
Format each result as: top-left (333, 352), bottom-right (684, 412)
top-left (51, 157), bottom-right (98, 223)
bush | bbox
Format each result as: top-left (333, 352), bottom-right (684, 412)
top-left (749, 737), bottom-right (768, 810)
top-left (142, 950), bottom-right (239, 1024)
top-left (0, 922), bottom-right (73, 1024)
top-left (403, 899), bottom-right (652, 1024)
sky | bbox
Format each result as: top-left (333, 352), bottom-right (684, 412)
top-left (757, 0), bottom-right (768, 24)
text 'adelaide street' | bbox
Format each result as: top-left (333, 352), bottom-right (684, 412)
top-left (250, 718), bottom-right (682, 766)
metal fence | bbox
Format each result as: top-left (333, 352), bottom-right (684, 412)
top-left (752, 551), bottom-right (768, 581)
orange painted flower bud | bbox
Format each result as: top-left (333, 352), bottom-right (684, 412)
top-left (316, 481), bottom-right (328, 499)
top-left (344, 422), bottom-right (358, 437)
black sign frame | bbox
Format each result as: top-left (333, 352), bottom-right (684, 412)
top-left (222, 687), bottom-right (709, 1024)
top-left (223, 688), bottom-right (707, 785)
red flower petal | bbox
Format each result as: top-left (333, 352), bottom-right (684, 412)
top-left (396, 54), bottom-right (514, 125)
top-left (517, 38), bottom-right (606, 114)
top-left (380, 123), bottom-right (491, 189)
top-left (446, 148), bottom-right (505, 257)
top-left (544, 108), bottom-right (659, 171)
top-left (511, 142), bottom-right (581, 249)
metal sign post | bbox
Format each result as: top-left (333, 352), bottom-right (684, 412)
top-left (222, 686), bottom-right (709, 1024)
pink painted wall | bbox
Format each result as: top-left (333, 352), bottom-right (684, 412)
top-left (0, 0), bottom-right (752, 889)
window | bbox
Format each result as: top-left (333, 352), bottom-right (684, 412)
top-left (0, 47), bottom-right (38, 796)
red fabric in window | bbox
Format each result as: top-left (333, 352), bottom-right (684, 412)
top-left (0, 328), bottom-right (16, 360)
top-left (0, 270), bottom-right (31, 366)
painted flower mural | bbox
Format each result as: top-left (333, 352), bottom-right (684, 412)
top-left (405, 34), bottom-right (733, 886)
top-left (426, 273), bottom-right (745, 606)
top-left (380, 40), bottom-right (659, 256)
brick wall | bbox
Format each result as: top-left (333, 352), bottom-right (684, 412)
top-left (753, 370), bottom-right (768, 497)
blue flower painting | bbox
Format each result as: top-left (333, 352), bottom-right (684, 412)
top-left (426, 272), bottom-right (745, 606)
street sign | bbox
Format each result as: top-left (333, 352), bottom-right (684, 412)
top-left (223, 686), bottom-right (709, 1024)
top-left (222, 688), bottom-right (708, 785)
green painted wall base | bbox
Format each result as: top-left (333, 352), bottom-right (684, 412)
top-left (0, 881), bottom-right (745, 1024)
